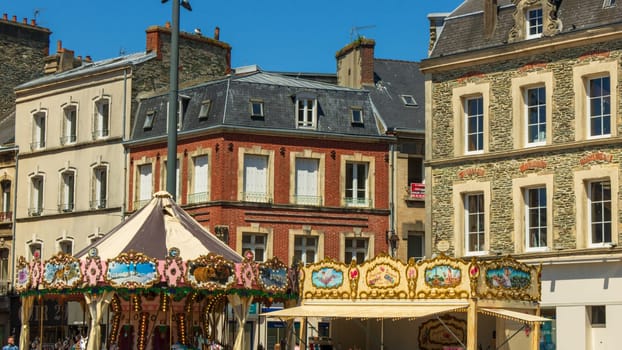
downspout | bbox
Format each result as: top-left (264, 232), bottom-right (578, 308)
top-left (222, 77), bottom-right (230, 124)
top-left (10, 147), bottom-right (18, 293)
top-left (389, 142), bottom-right (396, 255)
top-left (121, 68), bottom-right (129, 221)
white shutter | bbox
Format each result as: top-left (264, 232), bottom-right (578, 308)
top-left (139, 165), bottom-right (152, 201)
top-left (296, 158), bottom-right (318, 197)
top-left (193, 156), bottom-right (208, 194)
top-left (244, 155), bottom-right (267, 194)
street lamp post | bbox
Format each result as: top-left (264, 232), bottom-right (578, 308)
top-left (162, 0), bottom-right (191, 200)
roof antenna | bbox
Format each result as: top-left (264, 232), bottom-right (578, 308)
top-left (33, 8), bottom-right (41, 21)
top-left (350, 25), bottom-right (376, 42)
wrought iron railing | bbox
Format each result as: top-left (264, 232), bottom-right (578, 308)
top-left (60, 135), bottom-right (77, 145)
top-left (90, 199), bottom-right (107, 209)
top-left (0, 212), bottom-right (11, 222)
top-left (293, 195), bottom-right (322, 206)
top-left (30, 141), bottom-right (45, 150)
top-left (58, 203), bottom-right (74, 212)
top-left (187, 192), bottom-right (209, 204)
top-left (242, 192), bottom-right (272, 203)
top-left (28, 207), bottom-right (42, 216)
top-left (344, 197), bottom-right (371, 207)
top-left (92, 129), bottom-right (109, 139)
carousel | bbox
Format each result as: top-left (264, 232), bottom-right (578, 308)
top-left (264, 253), bottom-right (550, 350)
top-left (14, 192), bottom-right (295, 350)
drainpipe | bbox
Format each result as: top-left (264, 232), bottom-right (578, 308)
top-left (389, 142), bottom-right (396, 256)
top-left (10, 146), bottom-right (19, 293)
top-left (121, 68), bottom-right (129, 221)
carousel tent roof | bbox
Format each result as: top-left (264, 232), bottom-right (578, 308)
top-left (75, 191), bottom-right (242, 262)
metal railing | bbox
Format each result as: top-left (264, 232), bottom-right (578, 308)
top-left (293, 195), bottom-right (322, 206)
top-left (28, 207), bottom-right (42, 216)
top-left (187, 192), bottom-right (209, 204)
top-left (92, 129), bottom-right (109, 139)
top-left (0, 212), bottom-right (11, 222)
top-left (60, 135), bottom-right (77, 145)
top-left (30, 141), bottom-right (45, 150)
top-left (242, 192), bottom-right (272, 203)
top-left (90, 199), bottom-right (107, 209)
top-left (0, 281), bottom-right (10, 295)
top-left (344, 197), bottom-right (371, 207)
top-left (58, 203), bottom-right (74, 212)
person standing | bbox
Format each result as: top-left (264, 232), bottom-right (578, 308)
top-left (3, 336), bottom-right (18, 350)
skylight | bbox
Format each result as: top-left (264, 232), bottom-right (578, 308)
top-left (401, 95), bottom-right (418, 107)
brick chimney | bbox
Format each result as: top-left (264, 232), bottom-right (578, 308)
top-left (427, 13), bottom-right (448, 56)
top-left (484, 0), bottom-right (498, 38)
top-left (335, 38), bottom-right (375, 89)
top-left (44, 40), bottom-right (77, 74)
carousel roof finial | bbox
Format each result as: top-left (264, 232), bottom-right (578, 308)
top-left (154, 191), bottom-right (172, 199)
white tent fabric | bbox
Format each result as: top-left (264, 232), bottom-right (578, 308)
top-left (85, 291), bottom-right (115, 350)
top-left (19, 295), bottom-right (35, 350)
top-left (478, 308), bottom-right (550, 324)
top-left (228, 294), bottom-right (254, 350)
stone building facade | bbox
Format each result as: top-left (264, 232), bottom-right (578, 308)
top-left (421, 0), bottom-right (622, 349)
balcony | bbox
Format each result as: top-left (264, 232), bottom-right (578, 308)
top-left (344, 197), bottom-right (371, 208)
top-left (408, 182), bottom-right (425, 201)
top-left (58, 203), bottom-right (74, 213)
top-left (60, 135), bottom-right (77, 145)
top-left (294, 195), bottom-right (322, 206)
top-left (29, 141), bottom-right (45, 150)
top-left (242, 192), bottom-right (272, 203)
top-left (28, 207), bottom-right (42, 216)
top-left (0, 212), bottom-right (11, 222)
top-left (90, 199), bottom-right (107, 210)
top-left (187, 192), bottom-right (209, 204)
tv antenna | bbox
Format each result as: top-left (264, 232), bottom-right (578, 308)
top-left (350, 25), bottom-right (376, 41)
top-left (33, 8), bottom-right (42, 21)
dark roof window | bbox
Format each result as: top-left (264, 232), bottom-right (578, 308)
top-left (603, 0), bottom-right (616, 7)
top-left (351, 107), bottom-right (364, 125)
top-left (250, 99), bottom-right (264, 118)
top-left (198, 100), bottom-right (211, 119)
top-left (401, 95), bottom-right (418, 107)
top-left (144, 110), bottom-right (156, 130)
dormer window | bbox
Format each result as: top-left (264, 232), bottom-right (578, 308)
top-left (296, 97), bottom-right (317, 129)
top-left (401, 95), bottom-right (418, 107)
top-left (166, 96), bottom-right (190, 132)
top-left (198, 100), bottom-right (211, 119)
top-left (603, 0), bottom-right (616, 8)
top-left (143, 110), bottom-right (156, 130)
top-left (250, 99), bottom-right (264, 118)
top-left (526, 7), bottom-right (543, 39)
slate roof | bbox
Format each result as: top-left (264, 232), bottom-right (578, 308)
top-left (0, 110), bottom-right (15, 146)
top-left (130, 68), bottom-right (383, 142)
top-left (430, 0), bottom-right (622, 58)
top-left (15, 52), bottom-right (156, 89)
top-left (366, 59), bottom-right (425, 132)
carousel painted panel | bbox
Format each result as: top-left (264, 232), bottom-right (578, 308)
top-left (42, 252), bottom-right (82, 289)
top-left (418, 315), bottom-right (466, 350)
top-left (358, 253), bottom-right (410, 299)
top-left (14, 256), bottom-right (31, 292)
top-left (106, 251), bottom-right (159, 288)
top-left (415, 254), bottom-right (472, 299)
top-left (258, 257), bottom-right (289, 294)
top-left (477, 256), bottom-right (541, 301)
top-left (186, 253), bottom-right (234, 290)
top-left (301, 258), bottom-right (350, 299)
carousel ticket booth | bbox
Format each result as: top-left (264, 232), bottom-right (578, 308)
top-left (14, 192), bottom-right (295, 350)
top-left (264, 254), bottom-right (549, 350)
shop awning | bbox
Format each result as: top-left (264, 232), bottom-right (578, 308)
top-left (478, 308), bottom-right (550, 324)
top-left (262, 302), bottom-right (468, 319)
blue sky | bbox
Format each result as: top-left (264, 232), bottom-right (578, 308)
top-left (2, 0), bottom-right (464, 73)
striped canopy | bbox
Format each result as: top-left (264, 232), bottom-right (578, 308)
top-left (75, 191), bottom-right (242, 262)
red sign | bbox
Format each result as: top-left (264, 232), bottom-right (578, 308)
top-left (410, 183), bottom-right (425, 199)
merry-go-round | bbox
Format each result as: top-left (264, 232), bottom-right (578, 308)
top-left (13, 192), bottom-right (296, 350)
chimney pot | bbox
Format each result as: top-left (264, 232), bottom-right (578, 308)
top-left (31, 19), bottom-right (36, 26)
top-left (12, 15), bottom-right (17, 22)
top-left (85, 55), bottom-right (92, 62)
top-left (165, 21), bottom-right (171, 29)
top-left (22, 18), bottom-right (27, 24)
top-left (2, 14), bottom-right (7, 20)
top-left (57, 40), bottom-right (62, 52)
top-left (214, 26), bottom-right (220, 41)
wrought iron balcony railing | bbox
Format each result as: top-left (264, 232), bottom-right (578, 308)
top-left (242, 192), bottom-right (272, 203)
top-left (293, 195), bottom-right (322, 206)
top-left (90, 199), bottom-right (107, 209)
top-left (187, 192), bottom-right (209, 204)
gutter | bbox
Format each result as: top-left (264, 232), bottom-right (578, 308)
top-left (10, 146), bottom-right (18, 294)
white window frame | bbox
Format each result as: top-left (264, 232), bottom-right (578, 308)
top-left (525, 187), bottom-right (548, 251)
top-left (464, 96), bottom-right (484, 154)
top-left (587, 76), bottom-right (611, 139)
top-left (345, 237), bottom-right (368, 263)
top-left (29, 175), bottom-right (44, 216)
top-left (351, 107), bottom-right (364, 124)
top-left (294, 235), bottom-right (318, 265)
top-left (250, 99), bottom-right (264, 117)
top-left (296, 98), bottom-right (317, 129)
top-left (345, 161), bottom-right (369, 207)
top-left (32, 111), bottom-right (47, 150)
top-left (136, 163), bottom-right (153, 209)
top-left (28, 242), bottom-right (43, 260)
top-left (526, 7), bottom-right (543, 39)
top-left (162, 158), bottom-right (181, 199)
top-left (188, 154), bottom-right (209, 204)
top-left (1, 180), bottom-right (10, 215)
top-left (58, 240), bottom-right (73, 255)
top-left (92, 166), bottom-right (108, 209)
top-left (198, 100), bottom-right (211, 119)
top-left (61, 105), bottom-right (77, 145)
top-left (144, 110), bottom-right (156, 129)
top-left (295, 158), bottom-right (320, 206)
top-left (166, 98), bottom-right (189, 132)
top-left (242, 233), bottom-right (267, 262)
top-left (93, 98), bottom-right (110, 139)
top-left (60, 170), bottom-right (76, 212)
top-left (588, 180), bottom-right (612, 247)
top-left (524, 86), bottom-right (547, 146)
top-left (464, 192), bottom-right (486, 255)
top-left (400, 95), bottom-right (418, 107)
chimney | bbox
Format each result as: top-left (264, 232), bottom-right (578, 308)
top-left (22, 18), bottom-right (27, 24)
top-left (2, 14), bottom-right (7, 21)
top-left (12, 15), bottom-right (16, 22)
top-left (85, 56), bottom-right (92, 63)
top-left (214, 26), bottom-right (220, 41)
top-left (427, 13), bottom-right (448, 56)
top-left (44, 40), bottom-right (77, 74)
top-left (335, 38), bottom-right (375, 89)
top-left (484, 0), bottom-right (498, 38)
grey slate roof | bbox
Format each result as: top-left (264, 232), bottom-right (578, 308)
top-left (15, 52), bottom-right (156, 89)
top-left (430, 0), bottom-right (622, 58)
top-left (366, 59), bottom-right (425, 132)
top-left (130, 69), bottom-right (382, 141)
top-left (0, 110), bottom-right (15, 146)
